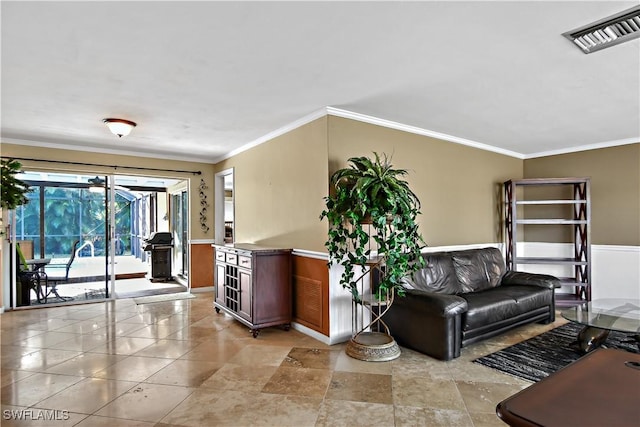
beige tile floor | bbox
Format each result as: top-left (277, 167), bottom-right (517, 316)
top-left (0, 293), bottom-right (567, 426)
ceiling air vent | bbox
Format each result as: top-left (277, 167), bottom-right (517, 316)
top-left (563, 5), bottom-right (640, 54)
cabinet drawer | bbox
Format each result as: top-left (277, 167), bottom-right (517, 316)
top-left (238, 255), bottom-right (252, 269)
top-left (225, 253), bottom-right (238, 265)
top-left (215, 251), bottom-right (225, 262)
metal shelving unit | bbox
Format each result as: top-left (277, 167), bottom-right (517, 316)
top-left (504, 178), bottom-right (591, 307)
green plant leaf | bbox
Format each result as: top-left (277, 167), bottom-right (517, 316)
top-left (320, 152), bottom-right (426, 298)
top-left (1, 159), bottom-right (32, 210)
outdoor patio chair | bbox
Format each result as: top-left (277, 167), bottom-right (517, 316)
top-left (44, 240), bottom-right (80, 302)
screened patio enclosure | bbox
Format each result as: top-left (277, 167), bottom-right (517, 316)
top-left (12, 171), bottom-right (187, 307)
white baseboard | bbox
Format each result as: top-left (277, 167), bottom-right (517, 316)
top-left (291, 323), bottom-right (327, 345)
top-left (291, 322), bottom-right (351, 346)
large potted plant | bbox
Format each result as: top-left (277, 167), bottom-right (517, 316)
top-left (321, 152), bottom-right (426, 360)
top-left (1, 159), bottom-right (31, 239)
top-left (1, 159), bottom-right (31, 211)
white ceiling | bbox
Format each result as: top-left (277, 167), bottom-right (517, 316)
top-left (2, 1), bottom-right (639, 163)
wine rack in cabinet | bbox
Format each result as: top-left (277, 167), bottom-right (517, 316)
top-left (213, 243), bottom-right (292, 337)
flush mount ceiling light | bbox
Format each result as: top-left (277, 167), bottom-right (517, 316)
top-left (563, 5), bottom-right (640, 54)
top-left (103, 118), bottom-right (137, 137)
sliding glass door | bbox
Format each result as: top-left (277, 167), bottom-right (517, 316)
top-left (10, 171), bottom-right (189, 307)
top-left (14, 174), bottom-right (110, 305)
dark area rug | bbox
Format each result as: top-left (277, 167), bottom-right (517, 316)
top-left (473, 322), bottom-right (638, 382)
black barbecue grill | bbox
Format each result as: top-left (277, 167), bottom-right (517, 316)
top-left (143, 232), bottom-right (173, 281)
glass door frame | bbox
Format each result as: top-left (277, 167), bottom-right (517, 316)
top-left (168, 181), bottom-right (190, 285)
top-left (9, 173), bottom-right (113, 308)
top-left (6, 170), bottom-right (192, 309)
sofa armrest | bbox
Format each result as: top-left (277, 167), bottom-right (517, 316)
top-left (398, 289), bottom-right (468, 318)
top-left (383, 289), bottom-right (468, 360)
top-left (501, 270), bottom-right (560, 290)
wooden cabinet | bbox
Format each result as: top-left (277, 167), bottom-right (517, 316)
top-left (504, 178), bottom-right (591, 306)
top-left (213, 243), bottom-right (292, 337)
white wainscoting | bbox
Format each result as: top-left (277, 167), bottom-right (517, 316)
top-left (323, 243), bottom-right (502, 345)
top-left (327, 261), bottom-right (365, 345)
top-left (591, 245), bottom-right (640, 300)
top-left (517, 242), bottom-right (640, 300)
top-left (312, 243), bottom-right (640, 345)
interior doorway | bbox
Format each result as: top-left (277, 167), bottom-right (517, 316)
top-left (111, 174), bottom-right (188, 299)
top-left (215, 168), bottom-right (234, 245)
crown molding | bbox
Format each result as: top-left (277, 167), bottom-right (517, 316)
top-left (213, 106), bottom-right (527, 162)
top-left (325, 107), bottom-right (526, 159)
top-left (211, 108), bottom-right (329, 163)
top-left (5, 112), bottom-right (636, 166)
top-left (1, 137), bottom-right (214, 164)
top-left (233, 107), bottom-right (638, 161)
top-left (217, 108), bottom-right (638, 162)
top-left (524, 137), bottom-right (639, 159)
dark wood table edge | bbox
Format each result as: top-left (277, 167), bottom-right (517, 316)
top-left (495, 348), bottom-right (640, 427)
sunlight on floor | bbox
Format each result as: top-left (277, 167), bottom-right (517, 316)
top-left (28, 278), bottom-right (187, 306)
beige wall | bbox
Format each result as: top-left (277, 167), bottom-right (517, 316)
top-left (523, 143), bottom-right (640, 246)
top-left (9, 122), bottom-right (634, 267)
top-left (327, 117), bottom-right (523, 246)
top-left (214, 115), bottom-right (524, 251)
top-left (0, 143), bottom-right (215, 241)
top-left (214, 117), bottom-right (329, 252)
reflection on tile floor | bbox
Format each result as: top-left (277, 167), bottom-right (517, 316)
top-left (0, 293), bottom-right (566, 426)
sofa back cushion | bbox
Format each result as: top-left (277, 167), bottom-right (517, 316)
top-left (451, 247), bottom-right (505, 293)
top-left (402, 253), bottom-right (462, 294)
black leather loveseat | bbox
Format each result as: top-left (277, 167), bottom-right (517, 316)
top-left (382, 247), bottom-right (559, 360)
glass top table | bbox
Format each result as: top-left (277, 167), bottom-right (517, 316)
top-left (562, 299), bottom-right (640, 333)
top-left (561, 299), bottom-right (640, 352)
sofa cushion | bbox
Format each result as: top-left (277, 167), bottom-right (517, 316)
top-left (402, 253), bottom-right (462, 294)
top-left (451, 247), bottom-right (505, 293)
top-left (460, 285), bottom-right (553, 331)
